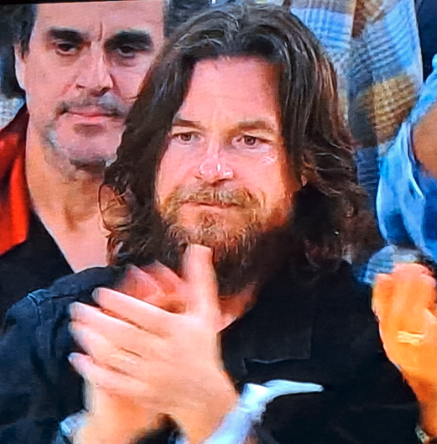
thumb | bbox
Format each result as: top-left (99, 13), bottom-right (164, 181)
top-left (372, 273), bottom-right (394, 323)
top-left (182, 244), bottom-right (219, 319)
top-left (391, 264), bottom-right (436, 332)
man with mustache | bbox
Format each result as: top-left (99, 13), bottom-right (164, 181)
top-left (0, 3), bottom-right (421, 444)
top-left (0, 0), bottom-right (208, 324)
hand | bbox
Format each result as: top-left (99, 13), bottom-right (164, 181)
top-left (73, 382), bottom-right (163, 444)
top-left (69, 245), bottom-right (239, 444)
top-left (373, 263), bottom-right (437, 436)
top-left (70, 263), bottom-right (180, 443)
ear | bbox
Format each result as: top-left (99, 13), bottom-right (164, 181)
top-left (13, 44), bottom-right (27, 92)
top-left (300, 173), bottom-right (308, 186)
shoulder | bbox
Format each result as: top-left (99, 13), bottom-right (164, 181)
top-left (3, 266), bottom-right (124, 344)
top-left (27, 266), bottom-right (125, 306)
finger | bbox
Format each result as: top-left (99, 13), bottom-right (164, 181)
top-left (68, 352), bottom-right (150, 400)
top-left (182, 244), bottom-right (219, 319)
top-left (372, 273), bottom-right (393, 322)
top-left (69, 304), bottom-right (156, 355)
top-left (92, 289), bottom-right (175, 336)
top-left (117, 265), bottom-right (165, 303)
top-left (117, 266), bottom-right (186, 314)
top-left (391, 264), bottom-right (436, 332)
top-left (146, 262), bottom-right (180, 295)
top-left (69, 324), bottom-right (150, 378)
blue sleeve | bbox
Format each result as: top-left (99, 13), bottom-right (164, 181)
top-left (377, 54), bottom-right (437, 262)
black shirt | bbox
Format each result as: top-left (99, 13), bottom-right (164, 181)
top-left (0, 212), bottom-right (72, 326)
top-left (0, 261), bottom-right (420, 444)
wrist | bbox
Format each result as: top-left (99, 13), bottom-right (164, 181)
top-left (421, 400), bottom-right (437, 438)
top-left (71, 411), bottom-right (153, 444)
top-left (178, 372), bottom-right (239, 444)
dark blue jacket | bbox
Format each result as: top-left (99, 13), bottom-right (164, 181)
top-left (0, 262), bottom-right (420, 444)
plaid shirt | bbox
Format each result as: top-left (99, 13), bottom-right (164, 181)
top-left (289, 0), bottom-right (423, 205)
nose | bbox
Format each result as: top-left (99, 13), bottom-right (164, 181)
top-left (75, 47), bottom-right (113, 96)
top-left (195, 141), bottom-right (234, 184)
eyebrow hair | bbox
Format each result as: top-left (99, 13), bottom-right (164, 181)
top-left (172, 117), bottom-right (278, 134)
top-left (46, 28), bottom-right (87, 46)
top-left (234, 120), bottom-right (278, 134)
top-left (45, 28), bottom-right (153, 52)
top-left (172, 117), bottom-right (206, 131)
top-left (105, 31), bottom-right (153, 52)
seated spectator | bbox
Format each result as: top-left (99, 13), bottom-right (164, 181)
top-left (365, 40), bottom-right (437, 444)
top-left (367, 54), bottom-right (437, 283)
top-left (0, 4), bottom-right (419, 444)
top-left (0, 0), bottom-right (209, 324)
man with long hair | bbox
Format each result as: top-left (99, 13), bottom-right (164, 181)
top-left (0, 3), bottom-right (420, 444)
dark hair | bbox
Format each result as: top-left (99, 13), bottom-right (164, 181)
top-left (102, 2), bottom-right (379, 275)
top-left (0, 0), bottom-right (210, 98)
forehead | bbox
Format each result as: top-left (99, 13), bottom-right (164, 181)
top-left (34, 0), bottom-right (165, 38)
top-left (178, 57), bottom-right (281, 125)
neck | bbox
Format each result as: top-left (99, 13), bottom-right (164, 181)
top-left (25, 122), bottom-right (103, 227)
top-left (25, 121), bottom-right (109, 272)
top-left (217, 284), bottom-right (257, 331)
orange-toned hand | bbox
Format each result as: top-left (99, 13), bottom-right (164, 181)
top-left (373, 263), bottom-right (437, 436)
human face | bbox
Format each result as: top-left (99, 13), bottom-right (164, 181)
top-left (15, 0), bottom-right (165, 169)
top-left (155, 57), bottom-right (300, 250)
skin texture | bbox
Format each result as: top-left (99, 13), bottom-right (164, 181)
top-left (156, 57), bottom-right (299, 236)
top-left (373, 264), bottom-right (437, 437)
top-left (69, 57), bottom-right (300, 443)
top-left (413, 101), bottom-right (437, 179)
top-left (16, 1), bottom-right (164, 169)
top-left (15, 0), bottom-right (165, 272)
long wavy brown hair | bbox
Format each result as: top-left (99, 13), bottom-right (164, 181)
top-left (101, 3), bottom-right (379, 277)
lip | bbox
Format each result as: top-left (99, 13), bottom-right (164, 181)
top-left (65, 110), bottom-right (118, 125)
top-left (68, 109), bottom-right (113, 118)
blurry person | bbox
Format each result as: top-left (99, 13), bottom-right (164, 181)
top-left (0, 4), bottom-right (419, 444)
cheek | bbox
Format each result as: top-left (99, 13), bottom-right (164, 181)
top-left (113, 62), bottom-right (156, 100)
top-left (155, 151), bottom-right (186, 205)
top-left (261, 162), bottom-right (296, 207)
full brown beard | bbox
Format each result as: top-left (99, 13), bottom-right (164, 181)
top-left (153, 184), bottom-right (292, 297)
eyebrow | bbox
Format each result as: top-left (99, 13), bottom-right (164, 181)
top-left (172, 117), bottom-right (278, 134)
top-left (172, 117), bottom-right (206, 131)
top-left (45, 28), bottom-right (153, 51)
top-left (105, 31), bottom-right (153, 52)
top-left (46, 28), bottom-right (86, 46)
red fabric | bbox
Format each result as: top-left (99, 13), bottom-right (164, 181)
top-left (0, 107), bottom-right (30, 256)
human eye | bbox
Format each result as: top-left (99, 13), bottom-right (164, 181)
top-left (234, 134), bottom-right (264, 150)
top-left (171, 131), bottom-right (201, 144)
top-left (54, 41), bottom-right (81, 56)
top-left (115, 45), bottom-right (142, 59)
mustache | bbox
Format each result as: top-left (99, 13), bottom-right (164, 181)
top-left (166, 185), bottom-right (261, 209)
top-left (56, 96), bottom-right (130, 119)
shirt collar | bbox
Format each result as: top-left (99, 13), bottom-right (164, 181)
top-left (0, 106), bottom-right (30, 256)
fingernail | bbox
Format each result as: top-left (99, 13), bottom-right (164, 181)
top-left (92, 289), bottom-right (100, 303)
top-left (68, 353), bottom-right (79, 364)
top-left (69, 303), bottom-right (81, 318)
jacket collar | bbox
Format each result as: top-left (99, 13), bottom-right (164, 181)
top-left (0, 106), bottom-right (30, 256)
